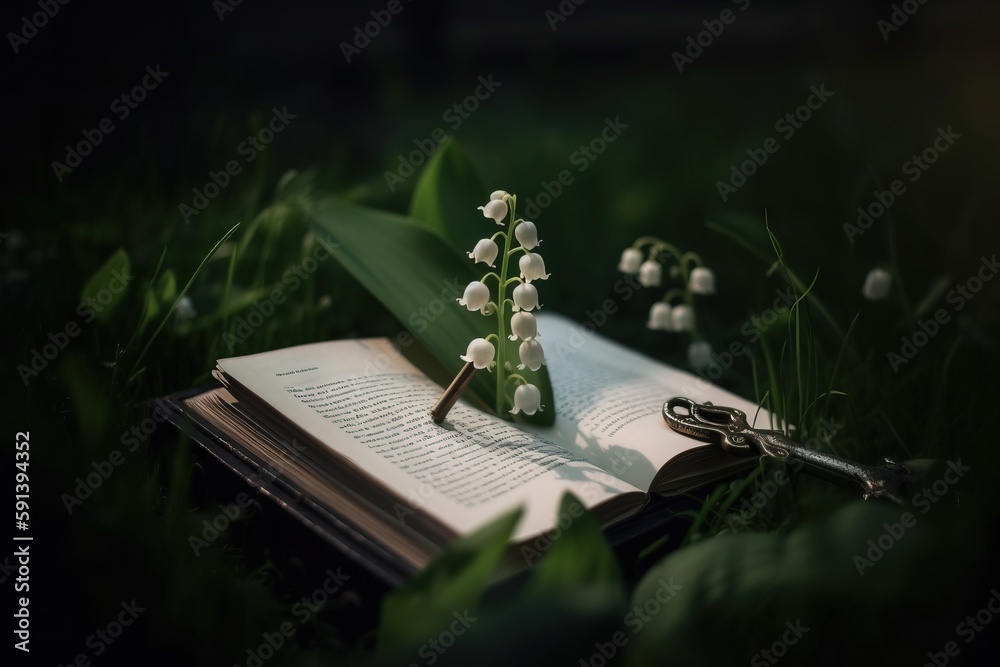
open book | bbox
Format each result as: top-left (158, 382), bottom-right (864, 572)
top-left (179, 313), bottom-right (761, 574)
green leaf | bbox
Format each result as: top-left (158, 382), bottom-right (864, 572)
top-left (525, 492), bottom-right (624, 596)
top-left (377, 509), bottom-right (521, 657)
top-left (309, 197), bottom-right (555, 425)
top-left (80, 248), bottom-right (132, 324)
top-left (409, 137), bottom-right (488, 257)
top-left (622, 501), bottom-right (961, 666)
top-left (139, 268), bottom-right (177, 331)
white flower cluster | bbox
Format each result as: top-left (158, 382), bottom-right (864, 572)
top-left (458, 190), bottom-right (547, 416)
top-left (617, 240), bottom-right (716, 369)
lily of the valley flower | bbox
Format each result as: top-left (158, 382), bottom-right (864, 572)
top-left (688, 267), bottom-right (716, 295)
top-left (460, 338), bottom-right (496, 370)
top-left (478, 199), bottom-right (508, 225)
top-left (862, 268), bottom-right (892, 301)
top-left (647, 302), bottom-right (672, 330)
top-left (509, 311), bottom-right (538, 341)
top-left (458, 281), bottom-right (490, 312)
top-left (468, 238), bottom-right (499, 267)
top-left (510, 383), bottom-right (543, 415)
top-left (671, 304), bottom-right (695, 332)
top-left (514, 221), bottom-right (539, 250)
top-left (512, 283), bottom-right (541, 311)
top-left (517, 339), bottom-right (546, 371)
top-left (687, 341), bottom-right (713, 369)
top-left (638, 259), bottom-right (662, 287)
top-left (618, 248), bottom-right (642, 274)
top-left (618, 236), bottom-right (716, 354)
top-left (174, 296), bottom-right (197, 323)
top-left (437, 190), bottom-right (551, 424)
top-left (518, 252), bottom-right (550, 282)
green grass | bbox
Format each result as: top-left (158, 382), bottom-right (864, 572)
top-left (8, 64), bottom-right (1000, 665)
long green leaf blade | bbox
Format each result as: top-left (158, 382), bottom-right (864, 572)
top-left (310, 197), bottom-right (555, 425)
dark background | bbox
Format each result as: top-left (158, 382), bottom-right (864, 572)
top-left (8, 0), bottom-right (1000, 306)
top-left (3, 0), bottom-right (1000, 665)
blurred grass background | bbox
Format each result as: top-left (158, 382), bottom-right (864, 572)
top-left (3, 0), bottom-right (1000, 664)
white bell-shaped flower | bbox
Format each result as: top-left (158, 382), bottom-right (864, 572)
top-left (478, 199), bottom-right (508, 225)
top-left (490, 190), bottom-right (508, 201)
top-left (617, 248), bottom-right (642, 273)
top-left (687, 341), bottom-right (713, 369)
top-left (460, 338), bottom-right (495, 370)
top-left (671, 304), bottom-right (695, 332)
top-left (174, 295), bottom-right (197, 323)
top-left (862, 268), bottom-right (892, 301)
top-left (517, 339), bottom-right (546, 371)
top-left (457, 281), bottom-right (490, 312)
top-left (518, 252), bottom-right (550, 282)
top-left (647, 302), bottom-right (672, 330)
top-left (638, 259), bottom-right (662, 287)
top-left (468, 238), bottom-right (499, 267)
top-left (510, 383), bottom-right (543, 416)
top-left (688, 267), bottom-right (716, 295)
top-left (508, 311), bottom-right (538, 341)
top-left (514, 221), bottom-right (539, 250)
top-left (512, 283), bottom-right (541, 311)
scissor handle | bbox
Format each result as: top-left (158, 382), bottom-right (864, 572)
top-left (662, 397), bottom-right (756, 455)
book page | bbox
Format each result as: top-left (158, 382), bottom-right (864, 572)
top-left (217, 339), bottom-right (643, 542)
top-left (526, 313), bottom-right (765, 491)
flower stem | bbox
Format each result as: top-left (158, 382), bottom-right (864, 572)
top-left (506, 373), bottom-right (527, 387)
top-left (633, 236), bottom-right (683, 264)
top-left (651, 242), bottom-right (683, 265)
top-left (632, 235), bottom-right (664, 248)
top-left (660, 288), bottom-right (685, 304)
top-left (495, 195), bottom-right (519, 415)
top-left (678, 251), bottom-right (703, 283)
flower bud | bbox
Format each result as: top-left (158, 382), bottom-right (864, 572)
top-left (617, 248), bottom-right (642, 273)
top-left (512, 283), bottom-right (541, 311)
top-left (509, 311), bottom-right (538, 341)
top-left (688, 267), bottom-right (716, 295)
top-left (514, 221), bottom-right (539, 250)
top-left (478, 199), bottom-right (508, 225)
top-left (647, 302), bottom-right (672, 330)
top-left (687, 341), bottom-right (713, 370)
top-left (468, 238), bottom-right (499, 267)
top-left (518, 252), bottom-right (550, 282)
top-left (862, 268), bottom-right (892, 301)
top-left (457, 281), bottom-right (490, 312)
top-left (460, 338), bottom-right (495, 370)
top-left (638, 259), bottom-right (662, 287)
top-left (671, 304), bottom-right (695, 332)
top-left (174, 296), bottom-right (197, 323)
top-left (510, 383), bottom-right (543, 416)
top-left (517, 339), bottom-right (546, 371)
